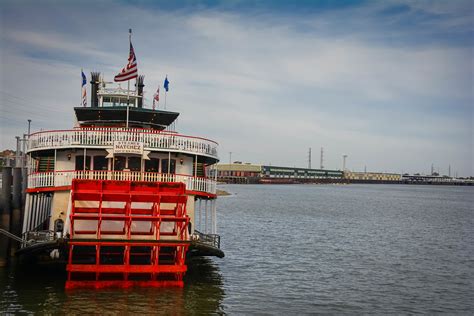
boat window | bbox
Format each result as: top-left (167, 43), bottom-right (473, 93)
top-left (162, 159), bottom-right (176, 174)
top-left (114, 156), bottom-right (126, 171)
top-left (75, 155), bottom-right (91, 171)
top-left (128, 157), bottom-right (141, 171)
top-left (93, 156), bottom-right (108, 171)
top-left (145, 158), bottom-right (160, 173)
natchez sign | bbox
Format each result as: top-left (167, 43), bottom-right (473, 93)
top-left (106, 141), bottom-right (150, 159)
top-left (113, 141), bottom-right (143, 155)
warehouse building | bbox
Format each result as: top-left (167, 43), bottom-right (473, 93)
top-left (344, 171), bottom-right (401, 182)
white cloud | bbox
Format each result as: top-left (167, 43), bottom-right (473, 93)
top-left (0, 1), bottom-right (472, 175)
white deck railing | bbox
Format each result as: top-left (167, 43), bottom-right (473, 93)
top-left (28, 129), bottom-right (218, 159)
top-left (28, 171), bottom-right (217, 195)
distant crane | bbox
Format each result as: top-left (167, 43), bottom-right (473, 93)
top-left (308, 147), bottom-right (312, 169)
top-left (320, 147), bottom-right (324, 169)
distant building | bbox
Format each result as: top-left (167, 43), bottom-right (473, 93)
top-left (261, 165), bottom-right (343, 180)
top-left (0, 149), bottom-right (15, 171)
top-left (216, 163), bottom-right (473, 185)
top-left (344, 171), bottom-right (401, 182)
top-left (217, 163), bottom-right (344, 183)
top-left (216, 163), bottom-right (261, 183)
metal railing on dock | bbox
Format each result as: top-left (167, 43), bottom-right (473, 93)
top-left (193, 230), bottom-right (221, 249)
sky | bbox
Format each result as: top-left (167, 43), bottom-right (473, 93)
top-left (0, 0), bottom-right (473, 176)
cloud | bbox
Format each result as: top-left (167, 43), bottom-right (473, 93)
top-left (0, 1), bottom-right (472, 175)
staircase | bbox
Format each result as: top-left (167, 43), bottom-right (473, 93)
top-left (37, 156), bottom-right (55, 172)
top-left (194, 162), bottom-right (205, 177)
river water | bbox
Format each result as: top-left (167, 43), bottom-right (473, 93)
top-left (1, 184), bottom-right (473, 314)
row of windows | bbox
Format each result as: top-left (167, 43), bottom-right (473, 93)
top-left (263, 171), bottom-right (343, 178)
top-left (75, 156), bottom-right (176, 174)
top-left (261, 166), bottom-right (343, 177)
top-left (218, 171), bottom-right (260, 177)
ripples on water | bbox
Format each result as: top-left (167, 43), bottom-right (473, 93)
top-left (1, 184), bottom-right (473, 314)
top-left (1, 257), bottom-right (224, 315)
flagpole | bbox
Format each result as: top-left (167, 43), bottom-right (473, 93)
top-left (126, 29), bottom-right (132, 129)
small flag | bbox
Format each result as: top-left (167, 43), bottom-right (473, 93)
top-left (153, 87), bottom-right (159, 110)
top-left (114, 42), bottom-right (138, 82)
top-left (164, 76), bottom-right (169, 92)
top-left (81, 70), bottom-right (87, 107)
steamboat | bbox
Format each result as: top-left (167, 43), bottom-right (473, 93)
top-left (15, 35), bottom-right (223, 288)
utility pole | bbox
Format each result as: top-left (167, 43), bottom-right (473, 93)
top-left (320, 147), bottom-right (324, 169)
top-left (15, 136), bottom-right (21, 168)
top-left (308, 147), bottom-right (312, 169)
top-left (22, 134), bottom-right (27, 168)
top-left (342, 154), bottom-right (348, 171)
top-left (27, 119), bottom-right (32, 136)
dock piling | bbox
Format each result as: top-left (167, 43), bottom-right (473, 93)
top-left (11, 167), bottom-right (23, 255)
top-left (0, 166), bottom-right (13, 266)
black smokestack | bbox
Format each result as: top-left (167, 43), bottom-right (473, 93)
top-left (136, 75), bottom-right (145, 108)
top-left (90, 72), bottom-right (100, 107)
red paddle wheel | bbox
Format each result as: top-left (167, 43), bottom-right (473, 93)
top-left (66, 179), bottom-right (190, 289)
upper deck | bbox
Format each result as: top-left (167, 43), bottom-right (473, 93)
top-left (27, 128), bottom-right (219, 161)
top-left (27, 72), bottom-right (219, 162)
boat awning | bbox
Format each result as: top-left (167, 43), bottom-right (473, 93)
top-left (74, 107), bottom-right (179, 130)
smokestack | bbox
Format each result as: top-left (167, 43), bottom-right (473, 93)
top-left (90, 72), bottom-right (101, 107)
top-left (136, 75), bottom-right (145, 108)
top-left (320, 147), bottom-right (324, 169)
top-left (308, 147), bottom-right (312, 169)
top-left (342, 155), bottom-right (348, 171)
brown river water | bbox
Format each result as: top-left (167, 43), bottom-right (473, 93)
top-left (1, 184), bottom-right (473, 314)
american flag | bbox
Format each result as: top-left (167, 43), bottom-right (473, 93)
top-left (81, 70), bottom-right (87, 107)
top-left (114, 42), bottom-right (138, 82)
top-left (153, 87), bottom-right (159, 109)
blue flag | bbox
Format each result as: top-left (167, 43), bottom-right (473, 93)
top-left (81, 71), bottom-right (87, 87)
top-left (164, 76), bottom-right (169, 92)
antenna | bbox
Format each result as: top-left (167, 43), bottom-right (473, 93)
top-left (320, 147), bottom-right (324, 169)
top-left (308, 147), bottom-right (312, 169)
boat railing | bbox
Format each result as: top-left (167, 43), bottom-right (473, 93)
top-left (193, 230), bottom-right (221, 249)
top-left (27, 129), bottom-right (218, 158)
top-left (27, 170), bottom-right (217, 195)
top-left (22, 230), bottom-right (56, 244)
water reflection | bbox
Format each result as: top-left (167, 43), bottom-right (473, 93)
top-left (184, 257), bottom-right (225, 314)
top-left (1, 257), bottom-right (225, 314)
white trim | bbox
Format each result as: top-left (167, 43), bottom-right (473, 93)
top-left (27, 129), bottom-right (218, 160)
top-left (27, 170), bottom-right (217, 194)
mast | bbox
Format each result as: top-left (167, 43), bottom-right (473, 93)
top-left (126, 28), bottom-right (132, 128)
